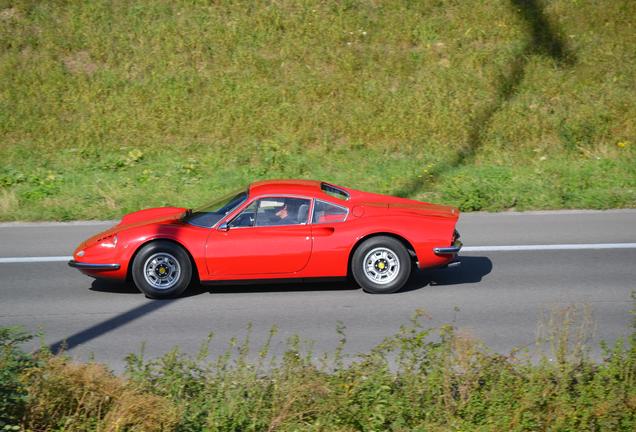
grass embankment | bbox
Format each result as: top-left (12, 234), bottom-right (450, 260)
top-left (0, 0), bottom-right (635, 221)
top-left (1, 309), bottom-right (635, 431)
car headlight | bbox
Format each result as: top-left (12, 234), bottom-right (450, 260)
top-left (99, 234), bottom-right (118, 248)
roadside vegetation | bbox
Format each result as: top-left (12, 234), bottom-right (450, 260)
top-left (1, 308), bottom-right (635, 431)
top-left (1, 0), bottom-right (634, 221)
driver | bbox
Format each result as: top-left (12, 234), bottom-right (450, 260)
top-left (268, 199), bottom-right (306, 225)
top-left (275, 204), bottom-right (290, 222)
top-left (272, 200), bottom-right (302, 224)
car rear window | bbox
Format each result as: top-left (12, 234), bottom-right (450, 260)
top-left (320, 182), bottom-right (349, 200)
top-left (312, 199), bottom-right (348, 224)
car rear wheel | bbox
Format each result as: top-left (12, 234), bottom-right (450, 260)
top-left (351, 236), bottom-right (411, 294)
top-left (132, 241), bottom-right (192, 299)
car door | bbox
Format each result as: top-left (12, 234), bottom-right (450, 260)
top-left (205, 196), bottom-right (313, 276)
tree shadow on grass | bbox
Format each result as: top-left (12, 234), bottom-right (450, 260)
top-left (511, 0), bottom-right (575, 66)
top-left (394, 0), bottom-right (575, 199)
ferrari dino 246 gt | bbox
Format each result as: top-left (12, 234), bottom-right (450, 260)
top-left (69, 180), bottom-right (462, 298)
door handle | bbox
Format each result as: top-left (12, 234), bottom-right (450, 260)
top-left (313, 226), bottom-right (335, 236)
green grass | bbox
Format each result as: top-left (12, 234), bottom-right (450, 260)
top-left (1, 306), bottom-right (635, 431)
top-left (0, 0), bottom-right (634, 220)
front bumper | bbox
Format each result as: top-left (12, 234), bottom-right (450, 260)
top-left (68, 260), bottom-right (120, 270)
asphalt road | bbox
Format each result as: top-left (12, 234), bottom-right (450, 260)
top-left (0, 209), bottom-right (635, 372)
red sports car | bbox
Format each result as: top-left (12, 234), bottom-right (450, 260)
top-left (69, 180), bottom-right (462, 298)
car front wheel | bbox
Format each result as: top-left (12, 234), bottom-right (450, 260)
top-left (131, 241), bottom-right (192, 299)
top-left (351, 236), bottom-right (411, 294)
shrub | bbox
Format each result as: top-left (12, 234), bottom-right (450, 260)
top-left (1, 305), bottom-right (635, 431)
top-left (0, 327), bottom-right (34, 430)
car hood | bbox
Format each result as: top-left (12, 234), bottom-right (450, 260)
top-left (81, 207), bottom-right (187, 247)
top-left (118, 207), bottom-right (187, 227)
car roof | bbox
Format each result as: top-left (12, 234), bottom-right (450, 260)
top-left (249, 179), bottom-right (349, 200)
top-left (249, 179), bottom-right (322, 196)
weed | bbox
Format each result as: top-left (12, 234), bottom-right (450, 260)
top-left (0, 327), bottom-right (35, 429)
top-left (4, 303), bottom-right (636, 431)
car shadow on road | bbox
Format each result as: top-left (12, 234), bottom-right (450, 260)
top-left (195, 255), bottom-right (492, 295)
top-left (58, 256), bottom-right (492, 354)
top-left (90, 277), bottom-right (358, 296)
top-left (88, 255), bottom-right (492, 297)
top-left (195, 279), bottom-right (359, 295)
top-left (401, 256), bottom-right (493, 293)
top-left (90, 279), bottom-right (140, 294)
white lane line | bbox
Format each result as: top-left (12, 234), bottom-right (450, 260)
top-left (1, 243), bottom-right (636, 264)
top-left (0, 221), bottom-right (117, 228)
top-left (0, 256), bottom-right (72, 263)
top-left (462, 243), bottom-right (636, 252)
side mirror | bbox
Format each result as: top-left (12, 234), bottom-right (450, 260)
top-left (218, 222), bottom-right (230, 231)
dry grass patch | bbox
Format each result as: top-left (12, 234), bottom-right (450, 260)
top-left (62, 51), bottom-right (101, 76)
top-left (0, 189), bottom-right (17, 216)
top-left (24, 356), bottom-right (178, 431)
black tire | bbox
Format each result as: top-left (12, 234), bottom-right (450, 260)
top-left (131, 241), bottom-right (193, 299)
top-left (351, 236), bottom-right (411, 294)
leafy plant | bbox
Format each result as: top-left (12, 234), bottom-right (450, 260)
top-left (0, 327), bottom-right (34, 429)
top-left (1, 304), bottom-right (636, 431)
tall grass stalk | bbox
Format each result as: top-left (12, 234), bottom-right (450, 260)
top-left (1, 306), bottom-right (634, 431)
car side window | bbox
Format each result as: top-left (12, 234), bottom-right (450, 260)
top-left (255, 197), bottom-right (311, 227)
top-left (312, 199), bottom-right (348, 224)
top-left (228, 201), bottom-right (258, 228)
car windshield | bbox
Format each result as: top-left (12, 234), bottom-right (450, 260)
top-left (183, 189), bottom-right (248, 228)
